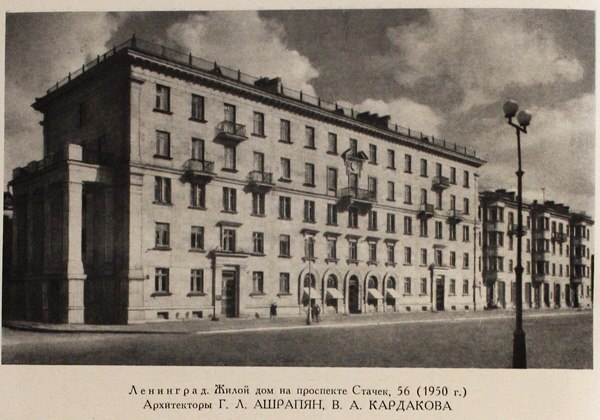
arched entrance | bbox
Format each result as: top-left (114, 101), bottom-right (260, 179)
top-left (385, 277), bottom-right (398, 310)
top-left (325, 274), bottom-right (343, 313)
top-left (348, 275), bottom-right (360, 314)
top-left (302, 273), bottom-right (318, 307)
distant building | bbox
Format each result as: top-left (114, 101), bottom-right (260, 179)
top-left (5, 37), bottom-right (592, 324)
top-left (478, 189), bottom-right (593, 310)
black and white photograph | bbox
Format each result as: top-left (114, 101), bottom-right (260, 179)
top-left (0, 3), bottom-right (598, 417)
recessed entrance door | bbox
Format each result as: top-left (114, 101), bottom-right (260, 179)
top-left (348, 276), bottom-right (360, 314)
top-left (543, 283), bottom-right (550, 308)
top-left (565, 284), bottom-right (571, 307)
top-left (554, 283), bottom-right (561, 307)
top-left (222, 270), bottom-right (238, 318)
top-left (436, 278), bottom-right (445, 311)
top-left (497, 281), bottom-right (506, 309)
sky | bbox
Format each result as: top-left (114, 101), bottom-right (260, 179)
top-left (4, 9), bottom-right (595, 214)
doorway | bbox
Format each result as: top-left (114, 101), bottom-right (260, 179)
top-left (497, 281), bottom-right (506, 309)
top-left (222, 270), bottom-right (238, 317)
top-left (348, 276), bottom-right (360, 314)
top-left (565, 284), bottom-right (571, 307)
top-left (436, 278), bottom-right (445, 311)
top-left (543, 283), bottom-right (550, 308)
top-left (554, 283), bottom-right (561, 307)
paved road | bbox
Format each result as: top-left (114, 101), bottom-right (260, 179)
top-left (2, 312), bottom-right (592, 368)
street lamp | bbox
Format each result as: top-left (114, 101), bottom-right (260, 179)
top-left (503, 100), bottom-right (532, 369)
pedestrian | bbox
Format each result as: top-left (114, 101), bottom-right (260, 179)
top-left (314, 303), bottom-right (321, 323)
top-left (270, 302), bottom-right (277, 318)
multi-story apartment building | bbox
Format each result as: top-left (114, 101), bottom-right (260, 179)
top-left (6, 37), bottom-right (485, 324)
top-left (479, 189), bottom-right (594, 310)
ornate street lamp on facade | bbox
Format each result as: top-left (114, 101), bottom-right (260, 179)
top-left (503, 100), bottom-right (532, 369)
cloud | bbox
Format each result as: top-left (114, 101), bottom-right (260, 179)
top-left (477, 93), bottom-right (594, 213)
top-left (166, 12), bottom-right (319, 95)
top-left (5, 13), bottom-right (122, 186)
top-left (385, 9), bottom-right (584, 111)
top-left (339, 98), bottom-right (444, 138)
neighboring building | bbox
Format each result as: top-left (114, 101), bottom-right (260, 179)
top-left (2, 191), bottom-right (14, 322)
top-left (6, 37), bottom-right (484, 324)
top-left (478, 189), bottom-right (594, 310)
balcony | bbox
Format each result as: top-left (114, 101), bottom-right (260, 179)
top-left (573, 256), bottom-right (585, 265)
top-left (432, 176), bottom-right (450, 190)
top-left (417, 203), bottom-right (435, 219)
top-left (484, 219), bottom-right (505, 232)
top-left (484, 245), bottom-right (502, 257)
top-left (337, 187), bottom-right (376, 210)
top-left (447, 209), bottom-right (463, 223)
top-left (246, 170), bottom-right (274, 191)
top-left (214, 121), bottom-right (248, 143)
top-left (532, 273), bottom-right (548, 284)
top-left (482, 270), bottom-right (500, 284)
top-left (182, 159), bottom-right (215, 183)
top-left (507, 223), bottom-right (528, 237)
top-left (551, 231), bottom-right (568, 243)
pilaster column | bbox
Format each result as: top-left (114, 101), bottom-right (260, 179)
top-left (126, 173), bottom-right (145, 323)
top-left (63, 180), bottom-right (86, 323)
top-left (213, 264), bottom-right (223, 317)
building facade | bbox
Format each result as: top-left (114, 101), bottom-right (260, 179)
top-left (4, 37), bottom-right (592, 324)
top-left (478, 190), bottom-right (594, 310)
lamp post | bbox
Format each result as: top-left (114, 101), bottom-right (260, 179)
top-left (503, 100), bottom-right (532, 369)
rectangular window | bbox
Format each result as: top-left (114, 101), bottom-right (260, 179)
top-left (404, 185), bottom-right (412, 204)
top-left (435, 250), bottom-right (443, 266)
top-left (349, 138), bottom-right (358, 154)
top-left (420, 278), bottom-right (427, 294)
top-left (420, 248), bottom-right (427, 266)
top-left (155, 130), bottom-right (171, 158)
top-left (348, 207), bottom-right (359, 228)
top-left (280, 158), bottom-right (291, 180)
top-left (463, 280), bottom-right (469, 295)
top-left (328, 132), bottom-right (338, 153)
top-left (190, 183), bottom-right (205, 208)
top-left (387, 149), bottom-right (395, 169)
top-left (279, 235), bottom-right (290, 257)
top-left (368, 210), bottom-right (378, 231)
top-left (252, 272), bottom-right (264, 294)
top-left (327, 167), bottom-right (338, 193)
top-left (305, 126), bottom-right (315, 148)
top-left (155, 268), bottom-right (169, 292)
top-left (386, 213), bottom-right (396, 233)
top-left (463, 170), bottom-right (470, 187)
top-left (155, 85), bottom-right (170, 112)
top-left (191, 138), bottom-right (205, 160)
top-left (368, 242), bottom-right (377, 262)
top-left (464, 198), bottom-right (470, 214)
top-left (509, 259), bottom-right (514, 272)
top-left (191, 94), bottom-right (204, 120)
top-left (327, 238), bottom-right (337, 260)
top-left (450, 195), bottom-right (456, 210)
top-left (404, 154), bottom-right (412, 173)
top-left (404, 278), bottom-right (412, 294)
top-left (387, 181), bottom-right (395, 201)
top-left (387, 243), bottom-right (395, 263)
top-left (222, 188), bottom-right (237, 212)
top-left (368, 177), bottom-right (377, 196)
top-left (155, 223), bottom-right (170, 248)
top-left (349, 240), bottom-right (358, 261)
top-left (420, 189), bottom-right (427, 205)
top-left (279, 196), bottom-right (292, 219)
top-left (253, 151), bottom-right (265, 172)
top-left (450, 167), bottom-right (456, 184)
top-left (224, 145), bottom-right (236, 170)
top-left (463, 253), bottom-right (470, 268)
top-left (305, 163), bottom-right (315, 186)
top-left (224, 103), bottom-right (236, 123)
top-left (369, 144), bottom-right (377, 164)
top-left (280, 119), bottom-right (291, 142)
top-left (404, 216), bottom-right (412, 235)
top-left (327, 203), bottom-right (338, 225)
top-left (435, 191), bottom-right (442, 209)
top-left (450, 279), bottom-right (456, 295)
top-left (435, 221), bottom-right (443, 239)
top-left (253, 112), bottom-right (265, 136)
top-left (190, 269), bottom-right (204, 293)
top-left (220, 229), bottom-right (235, 252)
top-left (279, 273), bottom-right (290, 294)
top-left (252, 192), bottom-right (265, 216)
top-left (450, 251), bottom-right (456, 267)
top-left (191, 226), bottom-right (204, 250)
top-left (253, 232), bottom-right (264, 254)
top-left (420, 158), bottom-right (428, 177)
top-left (154, 177), bottom-right (171, 204)
top-left (304, 200), bottom-right (316, 223)
top-left (463, 225), bottom-right (470, 242)
top-left (449, 224), bottom-right (457, 241)
top-left (404, 247), bottom-right (412, 265)
top-left (419, 218), bottom-right (428, 237)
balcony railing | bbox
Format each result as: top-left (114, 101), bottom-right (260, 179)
top-left (551, 231), bottom-right (568, 243)
top-left (215, 120), bottom-right (248, 142)
top-left (247, 170), bottom-right (274, 187)
top-left (338, 187), bottom-right (377, 203)
top-left (183, 159), bottom-right (214, 174)
top-left (418, 203), bottom-right (435, 218)
top-left (448, 209), bottom-right (463, 222)
top-left (507, 223), bottom-right (528, 236)
top-left (432, 176), bottom-right (450, 190)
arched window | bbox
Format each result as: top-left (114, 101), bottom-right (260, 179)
top-left (387, 277), bottom-right (396, 289)
top-left (303, 273), bottom-right (316, 288)
top-left (368, 276), bottom-right (378, 289)
top-left (327, 275), bottom-right (338, 289)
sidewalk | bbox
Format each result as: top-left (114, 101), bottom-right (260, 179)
top-left (4, 307), bottom-right (590, 335)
